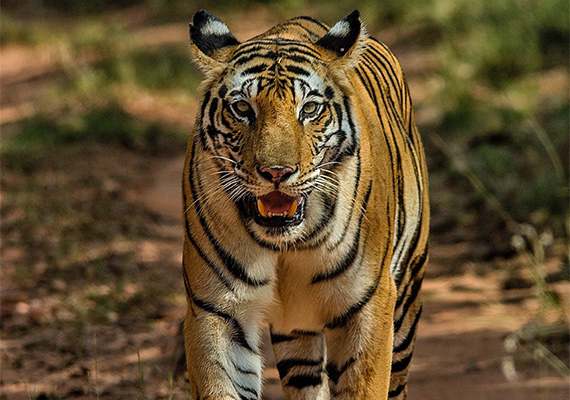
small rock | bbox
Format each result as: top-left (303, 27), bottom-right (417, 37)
top-left (33, 261), bottom-right (48, 275)
top-left (67, 387), bottom-right (85, 397)
top-left (502, 276), bottom-right (533, 290)
top-left (14, 301), bottom-right (30, 315)
top-left (465, 360), bottom-right (481, 373)
top-left (107, 311), bottom-right (119, 323)
top-left (55, 309), bottom-right (75, 322)
top-left (51, 279), bottom-right (67, 291)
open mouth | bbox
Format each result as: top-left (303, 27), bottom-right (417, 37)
top-left (239, 191), bottom-right (305, 228)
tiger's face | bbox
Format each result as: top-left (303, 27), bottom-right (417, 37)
top-left (190, 11), bottom-right (361, 245)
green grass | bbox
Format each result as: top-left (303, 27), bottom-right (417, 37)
top-left (4, 0), bottom-right (568, 246)
top-left (0, 14), bottom-right (47, 46)
top-left (6, 102), bottom-right (185, 155)
top-left (2, 6), bottom-right (192, 332)
top-left (423, 0), bottom-right (569, 239)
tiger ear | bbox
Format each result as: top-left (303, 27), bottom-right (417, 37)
top-left (189, 10), bottom-right (239, 71)
top-left (316, 10), bottom-right (363, 63)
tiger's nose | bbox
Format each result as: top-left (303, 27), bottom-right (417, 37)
top-left (257, 166), bottom-right (296, 183)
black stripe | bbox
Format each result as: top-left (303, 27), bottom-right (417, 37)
top-left (233, 39), bottom-right (321, 57)
top-left (354, 63), bottom-right (400, 263)
top-left (200, 90), bottom-right (211, 117)
top-left (325, 278), bottom-right (379, 329)
top-left (354, 66), bottom-right (375, 99)
top-left (270, 328), bottom-right (321, 344)
top-left (326, 154), bottom-right (361, 250)
top-left (297, 191), bottom-right (337, 249)
top-left (394, 250), bottom-right (427, 310)
top-left (362, 50), bottom-right (400, 104)
top-left (393, 279), bottom-right (422, 333)
top-left (292, 15), bottom-right (328, 31)
top-left (194, 298), bottom-right (256, 353)
top-left (339, 95), bottom-right (358, 157)
top-left (199, 92), bottom-right (212, 149)
top-left (278, 42), bottom-right (323, 56)
top-left (236, 383), bottom-right (259, 398)
top-left (185, 274), bottom-right (257, 354)
top-left (286, 373), bottom-right (323, 389)
top-left (287, 54), bottom-right (314, 64)
top-left (188, 142), bottom-right (270, 287)
top-left (360, 57), bottom-right (408, 255)
top-left (388, 382), bottom-right (406, 398)
top-left (208, 98), bottom-right (218, 126)
top-left (181, 262), bottom-right (192, 308)
top-left (292, 329), bottom-right (320, 336)
top-left (325, 202), bottom-right (392, 330)
top-left (276, 358), bottom-right (323, 379)
top-left (382, 96), bottom-right (423, 280)
top-left (356, 59), bottom-right (402, 197)
top-left (394, 306), bottom-right (422, 353)
top-left (218, 85), bottom-right (228, 98)
top-left (393, 213), bottom-right (425, 287)
top-left (270, 332), bottom-right (296, 344)
top-left (367, 41), bottom-right (402, 103)
top-left (391, 352), bottom-right (413, 373)
top-left (287, 21), bottom-right (320, 40)
top-left (385, 93), bottom-right (414, 146)
top-left (220, 106), bottom-right (234, 132)
top-left (312, 183), bottom-right (372, 283)
top-left (362, 73), bottom-right (395, 170)
top-left (360, 56), bottom-right (386, 96)
top-left (185, 230), bottom-right (234, 291)
top-left (214, 360), bottom-right (240, 386)
top-left (183, 184), bottom-right (235, 291)
top-left (233, 44), bottom-right (321, 66)
top-left (326, 356), bottom-right (356, 385)
top-left (242, 64), bottom-right (269, 75)
top-left (231, 359), bottom-right (258, 377)
top-left (285, 65), bottom-right (311, 76)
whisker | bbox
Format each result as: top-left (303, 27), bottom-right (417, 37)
top-left (316, 160), bottom-right (341, 169)
top-left (209, 155), bottom-right (238, 165)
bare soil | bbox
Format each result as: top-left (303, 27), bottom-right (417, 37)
top-left (2, 149), bottom-right (567, 399)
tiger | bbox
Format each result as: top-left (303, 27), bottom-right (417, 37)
top-left (182, 9), bottom-right (429, 400)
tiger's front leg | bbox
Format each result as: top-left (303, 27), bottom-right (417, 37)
top-left (270, 328), bottom-right (329, 400)
top-left (182, 243), bottom-right (269, 400)
top-left (325, 268), bottom-right (396, 400)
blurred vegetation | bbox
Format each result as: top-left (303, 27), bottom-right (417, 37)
top-left (1, 0), bottom-right (568, 395)
top-left (2, 0), bottom-right (568, 346)
top-left (3, 0), bottom-right (567, 239)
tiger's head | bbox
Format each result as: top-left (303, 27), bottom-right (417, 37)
top-left (189, 10), bottom-right (364, 246)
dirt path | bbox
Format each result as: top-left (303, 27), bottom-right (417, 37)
top-left (140, 154), bottom-right (569, 400)
top-left (1, 10), bottom-right (567, 399)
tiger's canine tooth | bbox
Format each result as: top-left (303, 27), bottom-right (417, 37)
top-left (257, 199), bottom-right (268, 217)
top-left (287, 199), bottom-right (298, 217)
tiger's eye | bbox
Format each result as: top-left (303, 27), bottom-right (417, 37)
top-left (233, 100), bottom-right (251, 115)
top-left (302, 102), bottom-right (318, 115)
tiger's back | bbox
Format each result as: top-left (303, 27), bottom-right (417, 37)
top-left (182, 10), bottom-right (428, 400)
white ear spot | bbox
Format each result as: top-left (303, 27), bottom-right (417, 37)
top-left (328, 20), bottom-right (351, 37)
top-left (315, 10), bottom-right (361, 56)
top-left (202, 19), bottom-right (231, 37)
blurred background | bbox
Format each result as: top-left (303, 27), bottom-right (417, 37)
top-left (1, 0), bottom-right (568, 399)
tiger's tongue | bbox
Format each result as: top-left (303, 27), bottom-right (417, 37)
top-left (257, 191), bottom-right (300, 217)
